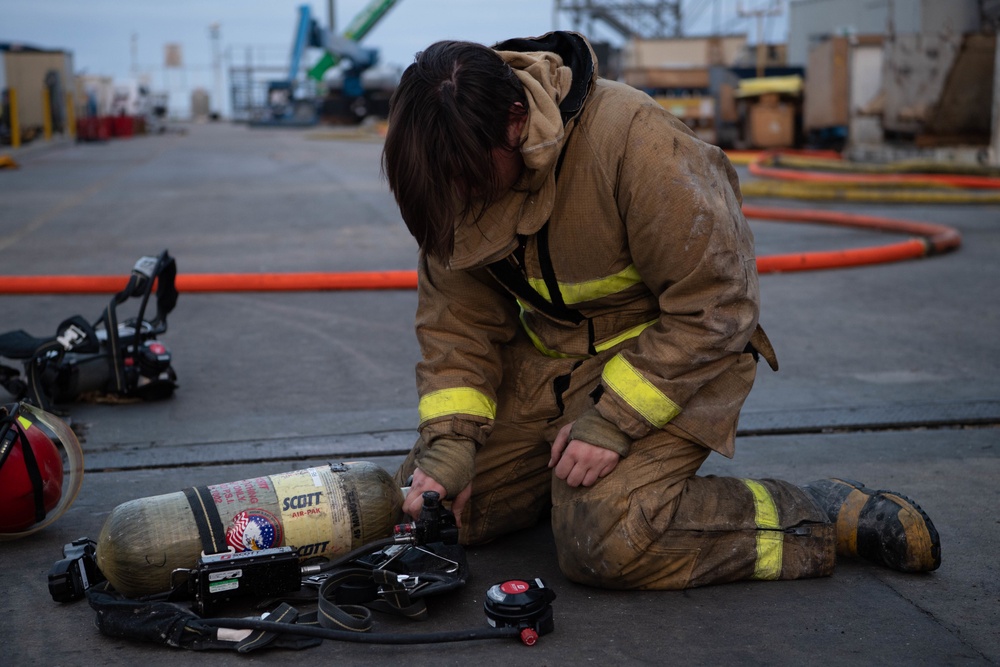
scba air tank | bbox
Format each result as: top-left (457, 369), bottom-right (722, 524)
top-left (96, 461), bottom-right (403, 597)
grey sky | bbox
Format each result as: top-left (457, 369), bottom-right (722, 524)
top-left (1, 1), bottom-right (786, 115)
top-left (2, 1), bottom-right (784, 74)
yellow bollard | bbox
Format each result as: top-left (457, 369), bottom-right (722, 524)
top-left (65, 92), bottom-right (75, 138)
top-left (42, 87), bottom-right (52, 141)
top-left (9, 88), bottom-right (20, 149)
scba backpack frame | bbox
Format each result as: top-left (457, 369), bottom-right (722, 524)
top-left (0, 251), bottom-right (179, 411)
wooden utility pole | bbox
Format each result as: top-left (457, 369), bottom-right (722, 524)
top-left (991, 27), bottom-right (1000, 165)
top-left (738, 0), bottom-right (783, 77)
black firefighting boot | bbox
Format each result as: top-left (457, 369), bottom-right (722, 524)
top-left (803, 478), bottom-right (941, 573)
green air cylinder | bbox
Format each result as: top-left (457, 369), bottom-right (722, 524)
top-left (96, 461), bottom-right (403, 597)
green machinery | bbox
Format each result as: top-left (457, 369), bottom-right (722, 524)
top-left (261, 0), bottom-right (401, 124)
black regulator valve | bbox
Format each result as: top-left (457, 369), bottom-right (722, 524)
top-left (393, 490), bottom-right (459, 545)
top-left (483, 578), bottom-right (557, 646)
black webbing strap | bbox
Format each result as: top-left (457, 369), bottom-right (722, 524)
top-left (100, 295), bottom-right (125, 395)
top-left (537, 225), bottom-right (596, 354)
top-left (0, 412), bottom-right (17, 470)
top-left (182, 486), bottom-right (229, 555)
top-left (234, 602), bottom-right (304, 653)
top-left (485, 253), bottom-right (585, 324)
top-left (87, 586), bottom-right (322, 652)
top-left (128, 252), bottom-right (178, 358)
top-left (4, 418), bottom-right (47, 523)
top-left (316, 567), bottom-right (428, 631)
top-left (24, 316), bottom-right (101, 409)
top-left (25, 339), bottom-right (63, 409)
top-left (151, 252), bottom-right (178, 328)
top-left (484, 141), bottom-right (590, 329)
top-left (20, 428), bottom-right (46, 523)
top-left (535, 224), bottom-right (567, 311)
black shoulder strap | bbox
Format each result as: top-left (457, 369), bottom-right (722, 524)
top-left (150, 251), bottom-right (178, 329)
top-left (485, 248), bottom-right (585, 325)
top-left (100, 296), bottom-right (125, 395)
top-left (536, 224), bottom-right (568, 311)
top-left (484, 142), bottom-right (586, 324)
top-left (183, 486), bottom-right (230, 555)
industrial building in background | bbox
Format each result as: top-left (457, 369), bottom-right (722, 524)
top-left (0, 43), bottom-right (74, 148)
top-left (571, 0), bottom-right (999, 162)
top-left (788, 0), bottom-right (1000, 162)
top-left (2, 0), bottom-right (999, 164)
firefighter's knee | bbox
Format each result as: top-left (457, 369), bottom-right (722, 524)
top-left (550, 488), bottom-right (701, 590)
top-left (550, 494), bottom-right (633, 588)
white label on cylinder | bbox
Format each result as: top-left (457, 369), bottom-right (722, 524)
top-left (271, 467), bottom-right (354, 559)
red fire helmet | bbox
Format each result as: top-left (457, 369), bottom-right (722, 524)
top-left (0, 407), bottom-right (66, 533)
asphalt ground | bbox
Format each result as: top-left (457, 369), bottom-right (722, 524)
top-left (1, 123), bottom-right (998, 666)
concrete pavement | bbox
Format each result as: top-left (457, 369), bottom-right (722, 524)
top-left (0, 123), bottom-right (997, 665)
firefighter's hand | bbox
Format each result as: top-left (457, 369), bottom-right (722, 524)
top-left (549, 422), bottom-right (620, 488)
top-left (403, 467), bottom-right (471, 528)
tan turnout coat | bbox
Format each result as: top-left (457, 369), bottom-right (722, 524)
top-left (412, 33), bottom-right (772, 480)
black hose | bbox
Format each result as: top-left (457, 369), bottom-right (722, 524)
top-left (200, 617), bottom-right (521, 644)
top-left (306, 535), bottom-right (397, 573)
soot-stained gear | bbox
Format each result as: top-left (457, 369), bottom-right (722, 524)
top-left (804, 477), bottom-right (941, 572)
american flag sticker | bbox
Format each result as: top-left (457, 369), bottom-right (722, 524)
top-left (225, 508), bottom-right (282, 551)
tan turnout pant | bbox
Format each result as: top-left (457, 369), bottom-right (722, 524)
top-left (396, 335), bottom-right (836, 590)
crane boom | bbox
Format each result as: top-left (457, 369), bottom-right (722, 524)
top-left (308, 0), bottom-right (401, 81)
top-left (342, 0), bottom-right (401, 42)
top-left (288, 5), bottom-right (316, 83)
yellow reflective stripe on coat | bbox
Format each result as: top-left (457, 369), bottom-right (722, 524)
top-left (601, 354), bottom-right (681, 427)
top-left (526, 264), bottom-right (643, 305)
top-left (520, 306), bottom-right (658, 360)
top-left (418, 388), bottom-right (496, 423)
top-left (595, 320), bottom-right (656, 353)
top-left (742, 479), bottom-right (783, 580)
top-left (518, 308), bottom-right (581, 359)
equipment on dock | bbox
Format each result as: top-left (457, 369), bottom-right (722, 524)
top-left (484, 578), bottom-right (557, 646)
top-left (48, 537), bottom-right (106, 602)
top-left (0, 251), bottom-right (178, 410)
top-left (94, 461), bottom-right (404, 597)
top-left (65, 480), bottom-right (556, 650)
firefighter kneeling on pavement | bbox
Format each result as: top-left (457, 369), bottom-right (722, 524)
top-left (382, 31), bottom-right (941, 589)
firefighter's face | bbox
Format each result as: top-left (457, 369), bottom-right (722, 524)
top-left (491, 106), bottom-right (527, 193)
top-left (490, 143), bottom-right (524, 194)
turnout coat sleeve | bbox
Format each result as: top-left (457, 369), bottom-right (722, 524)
top-left (413, 251), bottom-right (520, 448)
top-left (588, 93), bottom-right (760, 446)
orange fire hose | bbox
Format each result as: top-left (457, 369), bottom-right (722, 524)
top-left (0, 270), bottom-right (419, 294)
top-left (742, 205), bottom-right (960, 273)
top-left (0, 209), bottom-right (960, 294)
top-left (747, 152), bottom-right (1000, 190)
top-left (751, 160), bottom-right (1000, 190)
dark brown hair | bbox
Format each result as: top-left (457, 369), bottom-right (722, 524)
top-left (382, 41), bottom-right (527, 261)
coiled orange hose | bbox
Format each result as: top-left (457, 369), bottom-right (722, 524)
top-left (0, 208), bottom-right (961, 293)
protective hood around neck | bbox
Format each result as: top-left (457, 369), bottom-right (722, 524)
top-left (447, 31), bottom-right (597, 271)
